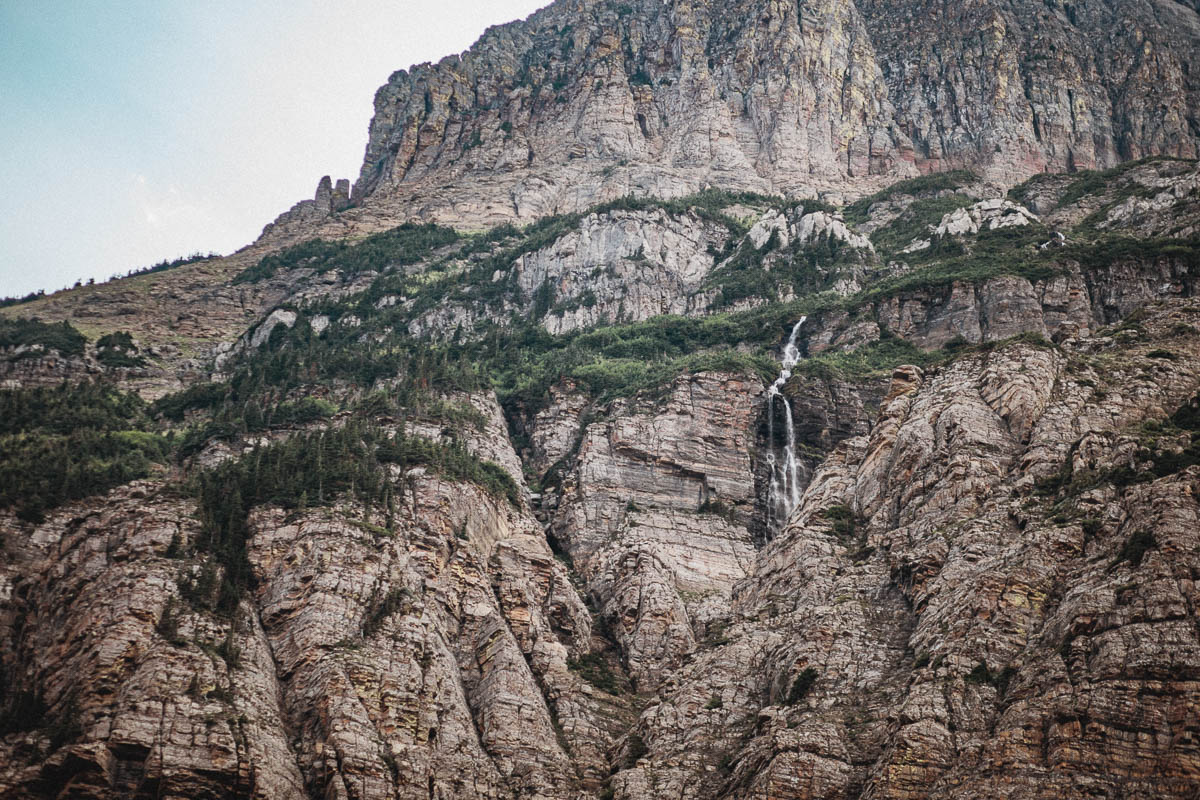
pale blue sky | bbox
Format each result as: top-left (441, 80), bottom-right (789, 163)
top-left (0, 0), bottom-right (549, 297)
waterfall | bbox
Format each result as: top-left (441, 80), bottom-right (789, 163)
top-left (765, 317), bottom-right (806, 533)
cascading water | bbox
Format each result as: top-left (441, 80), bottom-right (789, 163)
top-left (765, 317), bottom-right (806, 533)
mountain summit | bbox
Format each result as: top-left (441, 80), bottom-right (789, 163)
top-left (265, 0), bottom-right (1200, 239)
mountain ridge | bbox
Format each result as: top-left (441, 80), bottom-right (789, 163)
top-left (259, 0), bottom-right (1200, 244)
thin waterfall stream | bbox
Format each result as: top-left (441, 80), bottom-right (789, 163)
top-left (765, 317), bottom-right (806, 533)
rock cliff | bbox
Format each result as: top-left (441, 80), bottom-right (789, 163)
top-left (259, 0), bottom-right (1200, 239)
top-left (3, 4), bottom-right (1200, 799)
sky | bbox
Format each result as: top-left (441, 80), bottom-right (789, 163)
top-left (0, 0), bottom-right (550, 297)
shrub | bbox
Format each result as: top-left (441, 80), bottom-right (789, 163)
top-left (156, 597), bottom-right (185, 644)
top-left (626, 733), bottom-right (648, 766)
top-left (0, 317), bottom-right (87, 357)
top-left (785, 667), bottom-right (818, 705)
top-left (96, 330), bottom-right (146, 368)
top-left (1114, 529), bottom-right (1156, 568)
top-left (822, 505), bottom-right (857, 541)
top-left (568, 651), bottom-right (623, 695)
top-left (629, 68), bottom-right (652, 87)
top-left (843, 170), bottom-right (978, 225)
top-left (0, 686), bottom-right (47, 735)
top-left (0, 290), bottom-right (46, 308)
top-left (965, 661), bottom-right (1018, 694)
top-left (966, 662), bottom-right (991, 684)
top-left (0, 383), bottom-right (167, 522)
top-left (234, 223), bottom-right (460, 284)
top-left (362, 588), bottom-right (413, 637)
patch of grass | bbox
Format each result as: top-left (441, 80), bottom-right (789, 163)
top-left (1053, 156), bottom-right (1186, 210)
top-left (843, 170), bottom-right (978, 226)
top-left (868, 194), bottom-right (977, 255)
top-left (568, 651), bottom-right (623, 695)
top-left (234, 222), bottom-right (461, 284)
top-left (790, 330), bottom-right (936, 382)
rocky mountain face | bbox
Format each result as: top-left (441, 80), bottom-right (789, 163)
top-left (4, 3), bottom-right (1200, 799)
top-left (262, 0), bottom-right (1200, 241)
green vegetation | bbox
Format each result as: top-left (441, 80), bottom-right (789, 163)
top-left (1061, 235), bottom-right (1200, 273)
top-left (362, 588), bottom-right (416, 637)
top-left (1033, 394), bottom-right (1200, 552)
top-left (821, 504), bottom-right (857, 542)
top-left (790, 330), bottom-right (937, 382)
top-left (568, 651), bottom-right (624, 695)
top-left (234, 222), bottom-right (461, 284)
top-left (96, 330), bottom-right (147, 368)
top-left (704, 226), bottom-right (858, 308)
top-left (867, 194), bottom-right (976, 255)
top-left (0, 317), bottom-right (87, 358)
top-left (120, 251), bottom-right (220, 280)
top-left (843, 170), bottom-right (978, 226)
top-left (965, 661), bottom-right (1017, 693)
top-left (0, 290), bottom-right (47, 309)
top-left (0, 382), bottom-right (168, 522)
top-left (625, 733), bottom-right (649, 767)
top-left (861, 224), bottom-right (1062, 300)
top-left (1114, 529), bottom-right (1156, 568)
top-left (152, 381), bottom-right (232, 421)
top-left (97, 331), bottom-right (135, 350)
top-left (785, 667), bottom-right (819, 705)
top-left (0, 682), bottom-right (80, 751)
top-left (1007, 156), bottom-right (1186, 210)
top-left (183, 420), bottom-right (519, 615)
top-left (1056, 156), bottom-right (1184, 209)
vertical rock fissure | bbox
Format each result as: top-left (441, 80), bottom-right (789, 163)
top-left (765, 317), bottom-right (806, 534)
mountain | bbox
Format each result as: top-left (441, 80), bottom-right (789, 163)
top-left (3, 2), bottom-right (1200, 799)
top-left (263, 0), bottom-right (1200, 239)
